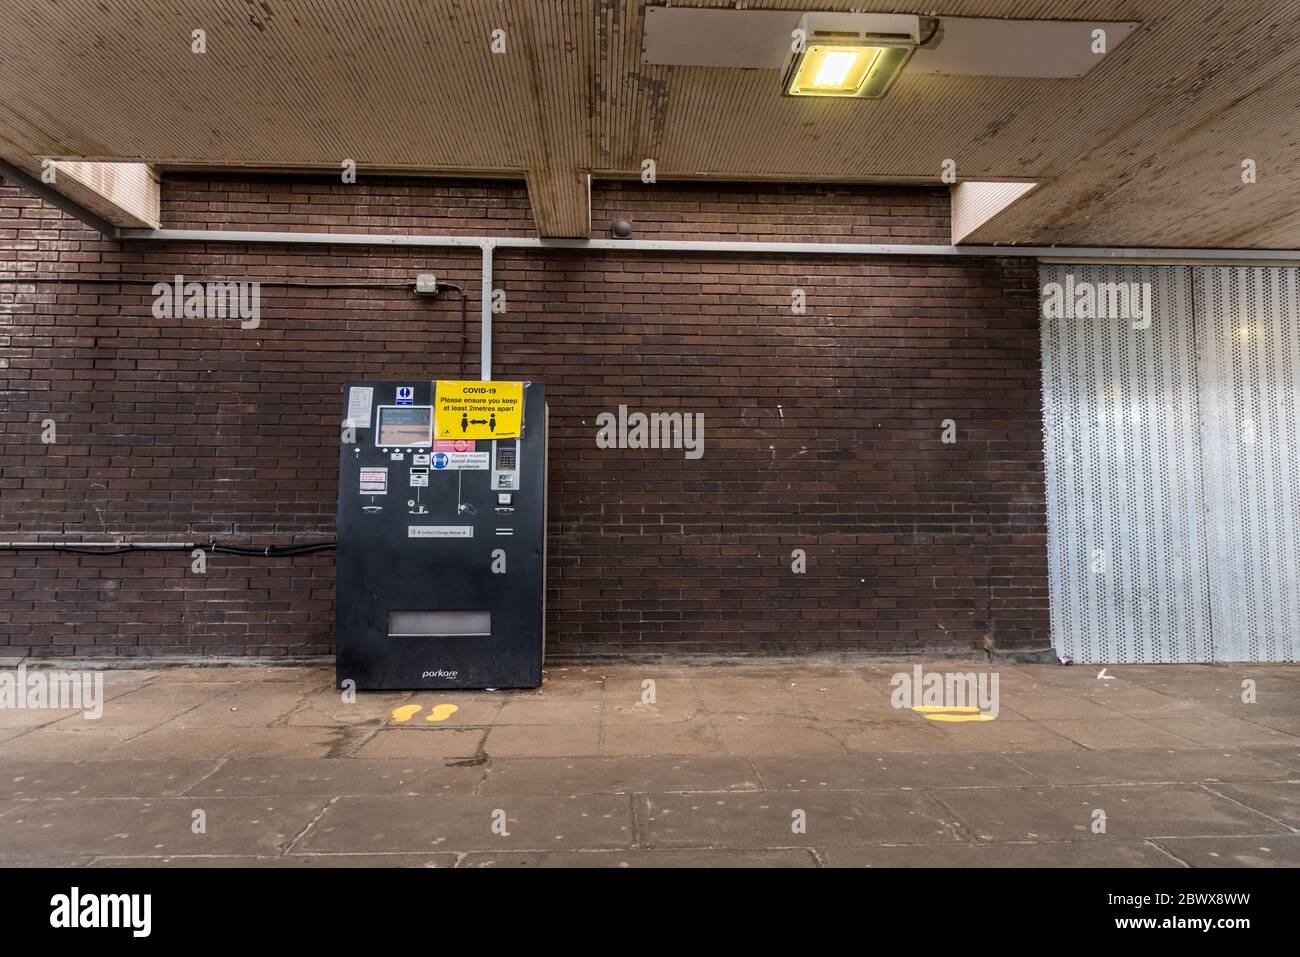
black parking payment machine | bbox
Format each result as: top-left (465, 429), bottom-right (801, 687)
top-left (335, 379), bottom-right (546, 690)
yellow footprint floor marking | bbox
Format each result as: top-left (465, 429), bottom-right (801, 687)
top-left (426, 703), bottom-right (459, 722)
top-left (391, 704), bottom-right (422, 722)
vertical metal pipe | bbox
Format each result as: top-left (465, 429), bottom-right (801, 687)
top-left (480, 242), bottom-right (494, 381)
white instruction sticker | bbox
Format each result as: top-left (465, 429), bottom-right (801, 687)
top-left (359, 467), bottom-right (387, 494)
top-left (347, 387), bottom-right (374, 427)
top-left (408, 526), bottom-right (474, 538)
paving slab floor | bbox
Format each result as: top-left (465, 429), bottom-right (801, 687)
top-left (1, 660), bottom-right (1297, 868)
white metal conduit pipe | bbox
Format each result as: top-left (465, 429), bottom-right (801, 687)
top-left (118, 227), bottom-right (1300, 381)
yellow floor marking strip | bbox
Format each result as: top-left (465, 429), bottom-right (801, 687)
top-left (922, 712), bottom-right (996, 722)
top-left (390, 704), bottom-right (422, 722)
top-left (426, 703), bottom-right (460, 722)
top-left (911, 705), bottom-right (982, 713)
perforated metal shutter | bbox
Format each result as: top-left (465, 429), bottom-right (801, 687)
top-left (1196, 268), bottom-right (1300, 662)
top-left (1042, 264), bottom-right (1300, 663)
top-left (1040, 264), bottom-right (1213, 663)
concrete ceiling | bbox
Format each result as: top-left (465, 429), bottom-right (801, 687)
top-left (1, 0), bottom-right (1297, 245)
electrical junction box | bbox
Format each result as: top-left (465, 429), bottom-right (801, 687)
top-left (335, 380), bottom-right (547, 690)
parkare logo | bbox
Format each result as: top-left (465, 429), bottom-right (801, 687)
top-left (890, 666), bottom-right (999, 721)
top-left (50, 887), bottom-right (151, 938)
top-left (422, 669), bottom-right (459, 679)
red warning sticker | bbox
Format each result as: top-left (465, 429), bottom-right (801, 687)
top-left (434, 439), bottom-right (476, 453)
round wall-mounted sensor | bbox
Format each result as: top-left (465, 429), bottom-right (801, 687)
top-left (611, 219), bottom-right (634, 239)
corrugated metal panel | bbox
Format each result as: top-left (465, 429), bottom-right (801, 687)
top-left (1042, 264), bottom-right (1300, 662)
top-left (1041, 264), bottom-right (1212, 663)
top-left (1197, 267), bottom-right (1300, 662)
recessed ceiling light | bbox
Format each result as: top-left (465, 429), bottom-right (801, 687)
top-left (781, 13), bottom-right (925, 99)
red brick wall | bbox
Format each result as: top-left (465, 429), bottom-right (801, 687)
top-left (0, 173), bottom-right (1047, 657)
top-left (591, 179), bottom-right (950, 242)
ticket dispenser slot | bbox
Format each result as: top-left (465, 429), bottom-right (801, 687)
top-left (335, 380), bottom-right (547, 690)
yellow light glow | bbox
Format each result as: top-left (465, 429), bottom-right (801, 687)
top-left (788, 44), bottom-right (882, 96)
top-left (814, 50), bottom-right (860, 87)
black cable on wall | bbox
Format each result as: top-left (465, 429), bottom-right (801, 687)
top-left (0, 539), bottom-right (337, 556)
top-left (0, 271), bottom-right (474, 554)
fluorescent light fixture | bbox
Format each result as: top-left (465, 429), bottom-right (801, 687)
top-left (781, 13), bottom-right (924, 99)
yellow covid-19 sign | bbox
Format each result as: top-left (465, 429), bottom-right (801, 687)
top-left (433, 380), bottom-right (523, 440)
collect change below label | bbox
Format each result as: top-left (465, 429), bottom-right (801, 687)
top-left (408, 526), bottom-right (473, 538)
